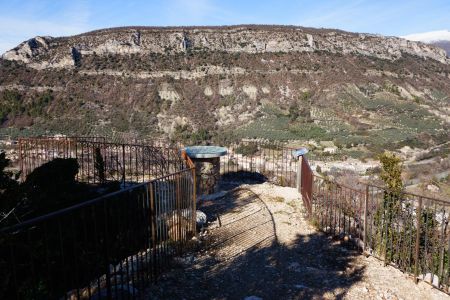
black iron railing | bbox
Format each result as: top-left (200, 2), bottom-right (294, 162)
top-left (0, 166), bottom-right (196, 299)
top-left (18, 137), bottom-right (185, 184)
top-left (220, 140), bottom-right (299, 187)
top-left (10, 136), bottom-right (450, 296)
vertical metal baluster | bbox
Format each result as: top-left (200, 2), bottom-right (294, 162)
top-left (8, 235), bottom-right (19, 300)
top-left (150, 181), bottom-right (157, 279)
top-left (42, 223), bottom-right (54, 298)
top-left (80, 209), bottom-right (93, 299)
top-left (363, 186), bottom-right (369, 252)
top-left (445, 213), bottom-right (450, 290)
top-left (102, 198), bottom-right (112, 298)
top-left (438, 208), bottom-right (447, 290)
top-left (415, 197), bottom-right (423, 283)
top-left (57, 220), bottom-right (68, 299)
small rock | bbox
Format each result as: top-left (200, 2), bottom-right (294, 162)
top-left (244, 296), bottom-right (263, 300)
top-left (173, 255), bottom-right (195, 266)
top-left (288, 262), bottom-right (301, 272)
top-left (419, 272), bottom-right (439, 287)
top-left (196, 210), bottom-right (207, 226)
top-left (426, 184), bottom-right (440, 193)
top-left (294, 284), bottom-right (308, 289)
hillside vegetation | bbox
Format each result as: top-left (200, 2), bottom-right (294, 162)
top-left (0, 25), bottom-right (449, 158)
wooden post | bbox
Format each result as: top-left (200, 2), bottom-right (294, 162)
top-left (414, 197), bottom-right (423, 283)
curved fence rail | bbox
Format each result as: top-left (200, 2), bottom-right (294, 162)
top-left (0, 166), bottom-right (196, 299)
top-left (9, 136), bottom-right (450, 296)
top-left (18, 137), bottom-right (185, 184)
top-left (1, 136), bottom-right (196, 299)
top-left (310, 174), bottom-right (450, 293)
top-left (220, 140), bottom-right (299, 187)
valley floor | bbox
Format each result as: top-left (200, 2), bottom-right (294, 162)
top-left (145, 182), bottom-right (448, 300)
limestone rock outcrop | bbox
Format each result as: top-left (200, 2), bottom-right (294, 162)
top-left (3, 26), bottom-right (449, 70)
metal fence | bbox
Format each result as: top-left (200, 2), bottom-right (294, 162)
top-left (0, 165), bottom-right (196, 299)
top-left (299, 156), bottom-right (313, 216)
top-left (13, 136), bottom-right (450, 295)
top-left (310, 174), bottom-right (450, 292)
top-left (220, 140), bottom-right (299, 187)
top-left (18, 137), bottom-right (185, 184)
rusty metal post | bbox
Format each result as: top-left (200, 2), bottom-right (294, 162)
top-left (438, 218), bottom-right (447, 289)
top-left (175, 173), bottom-right (182, 255)
top-left (18, 138), bottom-right (24, 181)
top-left (182, 149), bottom-right (198, 236)
top-left (296, 156), bottom-right (303, 192)
top-left (192, 165), bottom-right (197, 237)
top-left (363, 185), bottom-right (369, 252)
top-left (121, 144), bottom-right (126, 186)
top-left (75, 140), bottom-right (79, 181)
top-left (414, 197), bottom-right (423, 283)
top-left (149, 182), bottom-right (157, 279)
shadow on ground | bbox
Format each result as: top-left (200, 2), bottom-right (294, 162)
top-left (146, 185), bottom-right (365, 300)
top-left (219, 171), bottom-right (268, 189)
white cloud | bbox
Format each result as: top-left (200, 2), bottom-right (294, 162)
top-left (401, 30), bottom-right (450, 43)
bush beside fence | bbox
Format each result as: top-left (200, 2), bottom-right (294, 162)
top-left (6, 136), bottom-right (450, 296)
top-left (309, 175), bottom-right (450, 292)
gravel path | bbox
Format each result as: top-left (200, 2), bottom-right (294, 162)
top-left (145, 182), bottom-right (449, 300)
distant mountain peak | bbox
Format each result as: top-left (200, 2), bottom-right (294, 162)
top-left (401, 30), bottom-right (450, 43)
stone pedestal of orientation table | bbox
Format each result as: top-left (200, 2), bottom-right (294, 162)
top-left (184, 146), bottom-right (227, 195)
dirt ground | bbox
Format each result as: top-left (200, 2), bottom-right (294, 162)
top-left (145, 182), bottom-right (449, 300)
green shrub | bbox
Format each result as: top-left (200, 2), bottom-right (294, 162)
top-left (235, 143), bottom-right (259, 156)
top-left (374, 152), bottom-right (404, 260)
top-left (191, 128), bottom-right (211, 144)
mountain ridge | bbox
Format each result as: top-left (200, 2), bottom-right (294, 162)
top-left (0, 25), bottom-right (449, 158)
top-left (3, 25), bottom-right (449, 70)
top-left (402, 29), bottom-right (450, 56)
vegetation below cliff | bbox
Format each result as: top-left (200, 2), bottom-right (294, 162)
top-left (0, 26), bottom-right (449, 159)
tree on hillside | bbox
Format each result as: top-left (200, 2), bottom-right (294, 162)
top-left (374, 152), bottom-right (404, 260)
top-left (379, 152), bottom-right (403, 194)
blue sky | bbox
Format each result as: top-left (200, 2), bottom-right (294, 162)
top-left (1, 0), bottom-right (449, 53)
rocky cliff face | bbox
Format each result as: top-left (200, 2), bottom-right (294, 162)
top-left (431, 41), bottom-right (450, 56)
top-left (0, 26), bottom-right (449, 154)
top-left (3, 26), bottom-right (449, 69)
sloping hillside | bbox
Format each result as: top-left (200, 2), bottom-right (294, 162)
top-left (0, 25), bottom-right (449, 155)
